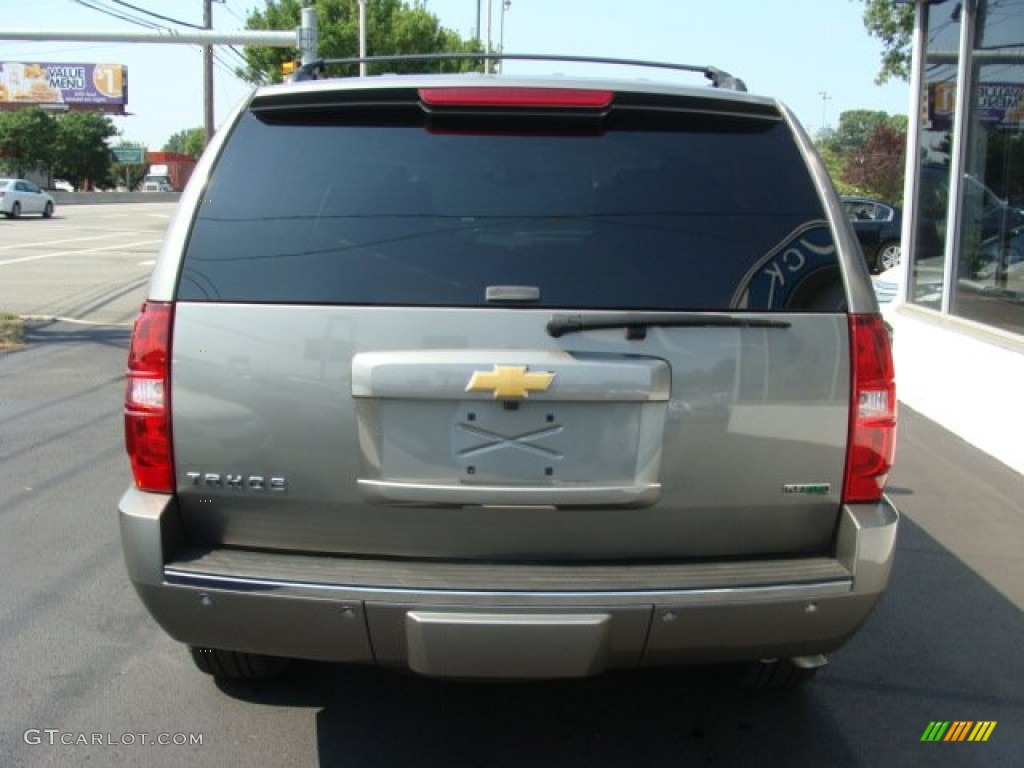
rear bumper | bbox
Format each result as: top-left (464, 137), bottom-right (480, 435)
top-left (119, 488), bottom-right (898, 678)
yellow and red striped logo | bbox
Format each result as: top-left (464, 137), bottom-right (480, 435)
top-left (921, 721), bottom-right (997, 742)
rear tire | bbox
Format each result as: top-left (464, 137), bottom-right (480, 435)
top-left (11, 201), bottom-right (21, 219)
top-left (189, 646), bottom-right (291, 680)
top-left (733, 658), bottom-right (819, 691)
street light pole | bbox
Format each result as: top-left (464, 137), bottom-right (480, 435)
top-left (499, 0), bottom-right (510, 71)
top-left (203, 0), bottom-right (213, 147)
top-left (818, 91), bottom-right (832, 134)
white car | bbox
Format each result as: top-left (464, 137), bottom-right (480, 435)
top-left (0, 178), bottom-right (55, 218)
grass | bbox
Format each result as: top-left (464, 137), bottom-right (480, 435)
top-left (0, 312), bottom-right (25, 350)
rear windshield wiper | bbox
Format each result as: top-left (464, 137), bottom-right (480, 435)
top-left (546, 312), bottom-right (791, 339)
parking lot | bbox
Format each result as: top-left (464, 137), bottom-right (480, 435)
top-left (0, 202), bottom-right (168, 326)
top-left (1, 203), bottom-right (1022, 767)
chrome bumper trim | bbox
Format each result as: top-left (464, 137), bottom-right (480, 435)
top-left (164, 567), bottom-right (852, 606)
top-left (357, 478), bottom-right (661, 508)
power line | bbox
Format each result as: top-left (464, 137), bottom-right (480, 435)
top-left (70, 0), bottom-right (163, 29)
top-left (222, 44), bottom-right (249, 68)
top-left (110, 0), bottom-right (204, 29)
top-left (221, 0), bottom-right (249, 25)
top-left (212, 50), bottom-right (246, 80)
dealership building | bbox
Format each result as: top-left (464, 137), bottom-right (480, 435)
top-left (886, 0), bottom-right (1024, 474)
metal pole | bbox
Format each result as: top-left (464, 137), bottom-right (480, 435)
top-left (898, 0), bottom-right (929, 305)
top-left (358, 0), bottom-right (367, 76)
top-left (484, 0), bottom-right (492, 74)
top-left (499, 0), bottom-right (510, 71)
top-left (203, 0), bottom-right (214, 147)
top-left (0, 28), bottom-right (297, 46)
top-left (476, 0), bottom-right (481, 42)
top-left (300, 4), bottom-right (318, 66)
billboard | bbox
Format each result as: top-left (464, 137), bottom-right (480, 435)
top-left (0, 62), bottom-right (127, 113)
top-left (928, 80), bottom-right (1024, 130)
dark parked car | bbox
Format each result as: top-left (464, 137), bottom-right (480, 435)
top-left (842, 196), bottom-right (902, 273)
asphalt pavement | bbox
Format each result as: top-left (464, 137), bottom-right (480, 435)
top-left (0, 204), bottom-right (1021, 767)
top-left (0, 202), bottom-right (168, 326)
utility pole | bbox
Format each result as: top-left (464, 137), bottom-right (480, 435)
top-left (484, 0), bottom-right (492, 73)
top-left (203, 0), bottom-right (214, 147)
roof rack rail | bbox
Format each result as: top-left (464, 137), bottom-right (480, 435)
top-left (286, 53), bottom-right (747, 92)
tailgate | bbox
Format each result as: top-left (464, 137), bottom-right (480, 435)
top-left (171, 305), bottom-right (849, 561)
top-left (167, 83), bottom-right (852, 563)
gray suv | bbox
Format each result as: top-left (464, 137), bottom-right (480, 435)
top-left (119, 56), bottom-right (898, 688)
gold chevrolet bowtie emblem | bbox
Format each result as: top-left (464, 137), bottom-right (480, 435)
top-left (465, 365), bottom-right (555, 399)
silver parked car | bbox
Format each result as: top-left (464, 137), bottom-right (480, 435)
top-left (0, 178), bottom-right (54, 218)
top-left (119, 55), bottom-right (898, 689)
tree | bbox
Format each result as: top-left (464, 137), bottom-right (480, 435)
top-left (824, 109), bottom-right (903, 157)
top-left (0, 107), bottom-right (57, 177)
top-left (52, 112), bottom-right (118, 190)
top-left (859, 0), bottom-right (915, 84)
top-left (842, 123), bottom-right (908, 203)
top-left (816, 109), bottom-right (907, 200)
top-left (238, 0), bottom-right (481, 84)
top-left (816, 139), bottom-right (871, 197)
top-left (163, 127), bottom-right (205, 158)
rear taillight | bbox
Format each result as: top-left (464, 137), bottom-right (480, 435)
top-left (843, 314), bottom-right (897, 503)
top-left (124, 301), bottom-right (174, 492)
top-left (419, 87), bottom-right (613, 109)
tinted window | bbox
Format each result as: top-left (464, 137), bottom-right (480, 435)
top-left (180, 107), bottom-right (838, 311)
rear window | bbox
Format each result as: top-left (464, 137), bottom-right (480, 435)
top-left (179, 99), bottom-right (840, 311)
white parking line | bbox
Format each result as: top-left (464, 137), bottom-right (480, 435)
top-left (137, 259), bottom-right (156, 266)
top-left (0, 239), bottom-right (163, 267)
top-left (0, 233), bottom-right (118, 252)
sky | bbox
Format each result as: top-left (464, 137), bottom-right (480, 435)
top-left (1, 0), bottom-right (913, 149)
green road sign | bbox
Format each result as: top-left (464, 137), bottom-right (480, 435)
top-left (112, 147), bottom-right (145, 164)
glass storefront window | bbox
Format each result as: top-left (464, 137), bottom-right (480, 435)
top-left (912, 1), bottom-right (961, 310)
top-left (953, 2), bottom-right (1024, 335)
